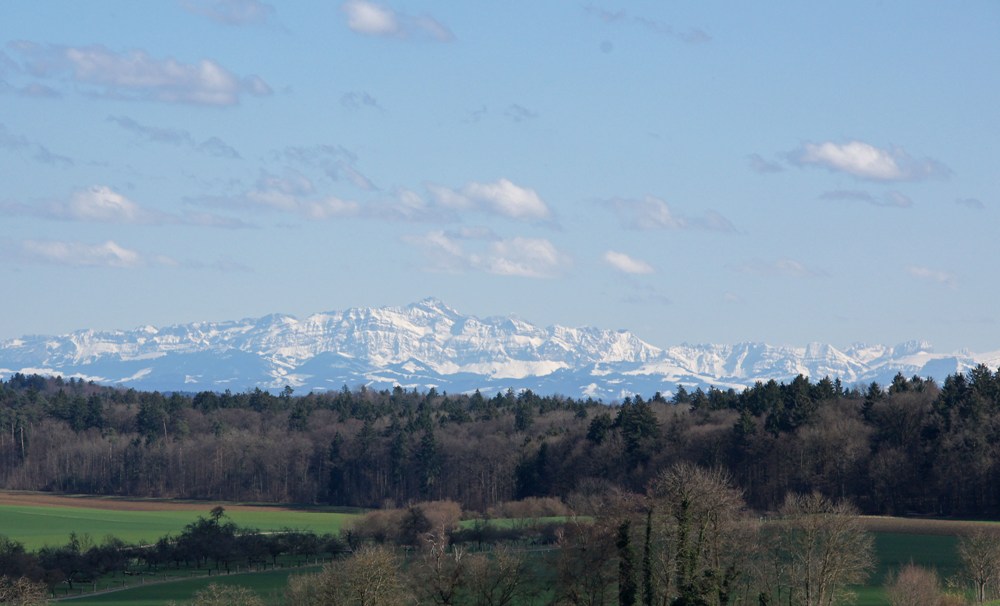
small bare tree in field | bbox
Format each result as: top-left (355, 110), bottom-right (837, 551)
top-left (775, 492), bottom-right (874, 606)
top-left (464, 545), bottom-right (530, 606)
top-left (409, 532), bottom-right (466, 605)
top-left (958, 529), bottom-right (1000, 603)
top-left (648, 463), bottom-right (749, 606)
top-left (551, 519), bottom-right (618, 605)
top-left (885, 563), bottom-right (942, 606)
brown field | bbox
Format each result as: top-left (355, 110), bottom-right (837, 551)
top-left (860, 515), bottom-right (1000, 536)
top-left (0, 490), bottom-right (299, 513)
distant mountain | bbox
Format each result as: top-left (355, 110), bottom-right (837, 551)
top-left (1, 298), bottom-right (998, 399)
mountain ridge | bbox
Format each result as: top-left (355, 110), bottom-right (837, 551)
top-left (1, 298), bottom-right (997, 399)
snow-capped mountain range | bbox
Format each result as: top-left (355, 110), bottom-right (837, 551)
top-left (1, 298), bottom-right (997, 399)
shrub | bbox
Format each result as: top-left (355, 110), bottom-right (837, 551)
top-left (885, 563), bottom-right (942, 606)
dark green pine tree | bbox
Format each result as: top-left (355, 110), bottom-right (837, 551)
top-left (643, 507), bottom-right (654, 606)
top-left (415, 429), bottom-right (441, 498)
top-left (617, 519), bottom-right (637, 606)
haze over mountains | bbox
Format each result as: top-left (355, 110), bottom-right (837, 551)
top-left (1, 298), bottom-right (996, 399)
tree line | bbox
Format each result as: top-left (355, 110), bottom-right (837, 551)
top-left (3, 367), bottom-right (1000, 515)
top-left (6, 467), bottom-right (1000, 604)
top-left (0, 505), bottom-right (344, 603)
top-left (0, 477), bottom-right (881, 606)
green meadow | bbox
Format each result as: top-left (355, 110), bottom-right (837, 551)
top-left (53, 527), bottom-right (971, 606)
top-left (0, 503), bottom-right (359, 550)
top-left (61, 567), bottom-right (322, 606)
top-left (0, 500), bottom-right (986, 605)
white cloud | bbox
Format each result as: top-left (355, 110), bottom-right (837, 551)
top-left (378, 188), bottom-right (452, 222)
top-left (69, 186), bottom-right (145, 222)
top-left (20, 240), bottom-right (145, 268)
top-left (10, 42), bottom-right (271, 106)
top-left (301, 197), bottom-right (362, 219)
top-left (426, 183), bottom-right (471, 211)
top-left (342, 0), bottom-right (398, 35)
top-left (604, 250), bottom-right (654, 275)
top-left (411, 15), bottom-right (454, 42)
top-left (341, 1), bottom-right (453, 41)
top-left (5, 185), bottom-right (163, 224)
top-left (3, 185), bottom-right (249, 228)
top-left (179, 211), bottom-right (253, 229)
top-left (609, 197), bottom-right (686, 230)
top-left (12, 239), bottom-right (244, 270)
top-left (481, 238), bottom-right (568, 277)
top-left (607, 196), bottom-right (735, 232)
top-left (907, 265), bottom-right (957, 288)
top-left (402, 231), bottom-right (475, 273)
top-left (404, 231), bottom-right (569, 278)
top-left (791, 140), bottom-right (949, 181)
top-left (238, 172), bottom-right (361, 218)
top-left (463, 179), bottom-right (550, 221)
top-left (429, 179), bottom-right (551, 222)
top-left (181, 0), bottom-right (277, 26)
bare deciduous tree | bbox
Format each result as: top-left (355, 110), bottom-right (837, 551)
top-left (409, 532), bottom-right (466, 605)
top-left (287, 544), bottom-right (407, 606)
top-left (551, 520), bottom-right (618, 605)
top-left (958, 529), bottom-right (1000, 603)
top-left (464, 545), bottom-right (530, 606)
top-left (648, 462), bottom-right (749, 606)
top-left (0, 576), bottom-right (48, 606)
top-left (775, 492), bottom-right (874, 606)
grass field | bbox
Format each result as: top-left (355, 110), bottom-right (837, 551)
top-left (61, 566), bottom-right (322, 605)
top-left (855, 517), bottom-right (990, 606)
top-left (3, 492), bottom-right (992, 606)
top-left (0, 491), bottom-right (360, 550)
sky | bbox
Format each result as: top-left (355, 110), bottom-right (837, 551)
top-left (1, 1), bottom-right (998, 353)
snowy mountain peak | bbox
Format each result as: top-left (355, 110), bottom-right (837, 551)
top-left (0, 301), bottom-right (993, 399)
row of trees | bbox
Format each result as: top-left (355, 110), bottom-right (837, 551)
top-left (7, 474), bottom-right (1000, 604)
top-left (5, 367), bottom-right (1000, 515)
top-left (282, 466), bottom-right (1000, 606)
top-left (0, 506), bottom-right (343, 598)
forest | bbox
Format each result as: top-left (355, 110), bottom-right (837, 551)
top-left (1, 367), bottom-right (1000, 516)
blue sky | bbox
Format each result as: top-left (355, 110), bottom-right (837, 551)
top-left (1, 1), bottom-right (998, 352)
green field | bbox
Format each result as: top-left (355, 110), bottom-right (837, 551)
top-left (53, 528), bottom-right (966, 606)
top-left (0, 504), bottom-right (359, 550)
top-left (873, 532), bottom-right (961, 583)
top-left (0, 500), bottom-right (984, 605)
top-left (61, 566), bottom-right (322, 605)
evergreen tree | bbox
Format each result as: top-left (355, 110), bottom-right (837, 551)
top-left (617, 519), bottom-right (637, 606)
